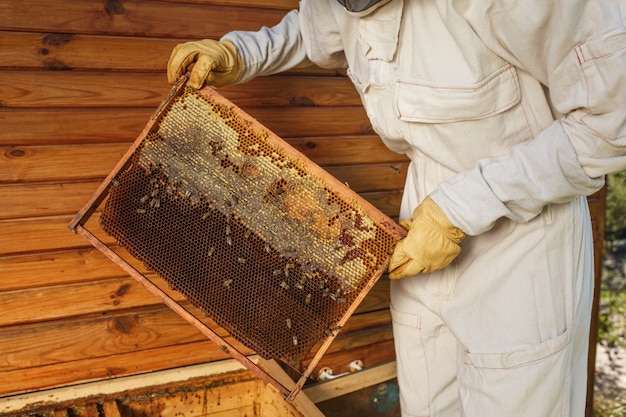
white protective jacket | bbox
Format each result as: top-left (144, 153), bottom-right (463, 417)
top-left (224, 0), bottom-right (626, 236)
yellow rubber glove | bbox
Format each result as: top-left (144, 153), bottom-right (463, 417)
top-left (388, 197), bottom-right (465, 279)
top-left (167, 39), bottom-right (244, 89)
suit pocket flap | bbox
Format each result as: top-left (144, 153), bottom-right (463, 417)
top-left (396, 65), bottom-right (521, 123)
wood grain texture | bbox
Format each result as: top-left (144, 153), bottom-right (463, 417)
top-left (0, 0), bottom-right (399, 401)
top-left (0, 1), bottom-right (290, 38)
top-left (0, 72), bottom-right (360, 108)
top-left (0, 107), bottom-right (373, 145)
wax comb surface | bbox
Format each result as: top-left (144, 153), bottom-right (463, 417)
top-left (96, 84), bottom-right (404, 365)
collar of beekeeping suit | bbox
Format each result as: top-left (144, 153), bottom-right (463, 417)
top-left (335, 0), bottom-right (393, 16)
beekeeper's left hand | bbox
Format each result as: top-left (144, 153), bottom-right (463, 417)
top-left (388, 197), bottom-right (465, 279)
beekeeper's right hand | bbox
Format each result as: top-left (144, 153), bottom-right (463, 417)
top-left (167, 39), bottom-right (244, 89)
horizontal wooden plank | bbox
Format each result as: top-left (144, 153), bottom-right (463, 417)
top-left (0, 247), bottom-right (145, 292)
top-left (0, 72), bottom-right (171, 109)
top-left (0, 340), bottom-right (231, 396)
top-left (220, 76), bottom-right (362, 108)
top-left (0, 1), bottom-right (289, 39)
top-left (0, 72), bottom-right (360, 109)
top-left (248, 107), bottom-right (374, 139)
top-left (0, 276), bottom-right (179, 327)
top-left (1, 144), bottom-right (126, 183)
top-left (0, 31), bottom-right (178, 72)
top-left (0, 108), bottom-right (153, 144)
top-left (328, 163), bottom-right (408, 193)
top-left (0, 181), bottom-right (103, 220)
top-left (288, 137), bottom-right (408, 166)
top-left (0, 107), bottom-right (371, 145)
top-left (0, 214), bottom-right (113, 256)
top-left (0, 305), bottom-right (238, 373)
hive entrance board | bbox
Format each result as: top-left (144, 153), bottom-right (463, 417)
top-left (69, 78), bottom-right (406, 401)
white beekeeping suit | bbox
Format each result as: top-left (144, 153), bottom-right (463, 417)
top-left (167, 0), bottom-right (626, 415)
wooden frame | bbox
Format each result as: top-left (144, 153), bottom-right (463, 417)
top-left (68, 77), bottom-right (405, 406)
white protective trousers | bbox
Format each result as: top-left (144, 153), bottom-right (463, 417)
top-left (391, 154), bottom-right (594, 416)
top-left (222, 0), bottom-right (626, 415)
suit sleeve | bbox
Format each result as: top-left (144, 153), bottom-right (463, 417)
top-left (220, 1), bottom-right (347, 84)
top-left (220, 10), bottom-right (311, 84)
top-left (430, 0), bottom-right (626, 235)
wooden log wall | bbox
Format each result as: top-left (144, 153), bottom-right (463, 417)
top-left (0, 0), bottom-right (407, 398)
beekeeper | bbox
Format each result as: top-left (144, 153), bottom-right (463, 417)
top-left (167, 1), bottom-right (626, 415)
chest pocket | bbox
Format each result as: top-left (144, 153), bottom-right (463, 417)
top-left (393, 64), bottom-right (532, 172)
top-left (395, 64), bottom-right (521, 123)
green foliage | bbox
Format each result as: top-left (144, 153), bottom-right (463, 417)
top-left (605, 171), bottom-right (626, 247)
top-left (598, 285), bottom-right (626, 349)
top-left (595, 170), bottom-right (626, 416)
top-left (594, 388), bottom-right (626, 417)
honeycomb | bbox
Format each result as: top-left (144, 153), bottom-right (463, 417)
top-left (99, 84), bottom-right (403, 366)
